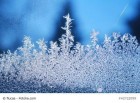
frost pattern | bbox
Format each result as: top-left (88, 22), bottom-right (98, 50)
top-left (0, 14), bottom-right (140, 93)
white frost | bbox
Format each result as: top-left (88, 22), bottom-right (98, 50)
top-left (0, 14), bottom-right (140, 92)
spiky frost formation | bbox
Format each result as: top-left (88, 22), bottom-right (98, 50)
top-left (0, 14), bottom-right (140, 93)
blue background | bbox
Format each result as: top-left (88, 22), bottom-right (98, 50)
top-left (0, 0), bottom-right (139, 52)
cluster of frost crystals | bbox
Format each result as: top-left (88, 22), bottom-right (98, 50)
top-left (0, 14), bottom-right (140, 93)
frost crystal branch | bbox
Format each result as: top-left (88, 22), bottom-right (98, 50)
top-left (61, 14), bottom-right (74, 53)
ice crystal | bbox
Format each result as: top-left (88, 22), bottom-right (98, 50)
top-left (0, 14), bottom-right (140, 93)
top-left (97, 87), bottom-right (103, 93)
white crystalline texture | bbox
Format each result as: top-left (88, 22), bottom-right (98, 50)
top-left (97, 88), bottom-right (103, 93)
top-left (0, 14), bottom-right (140, 93)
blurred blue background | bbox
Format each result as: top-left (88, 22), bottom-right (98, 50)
top-left (0, 0), bottom-right (140, 53)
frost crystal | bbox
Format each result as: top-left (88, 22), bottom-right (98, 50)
top-left (97, 88), bottom-right (103, 93)
top-left (0, 14), bottom-right (140, 93)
